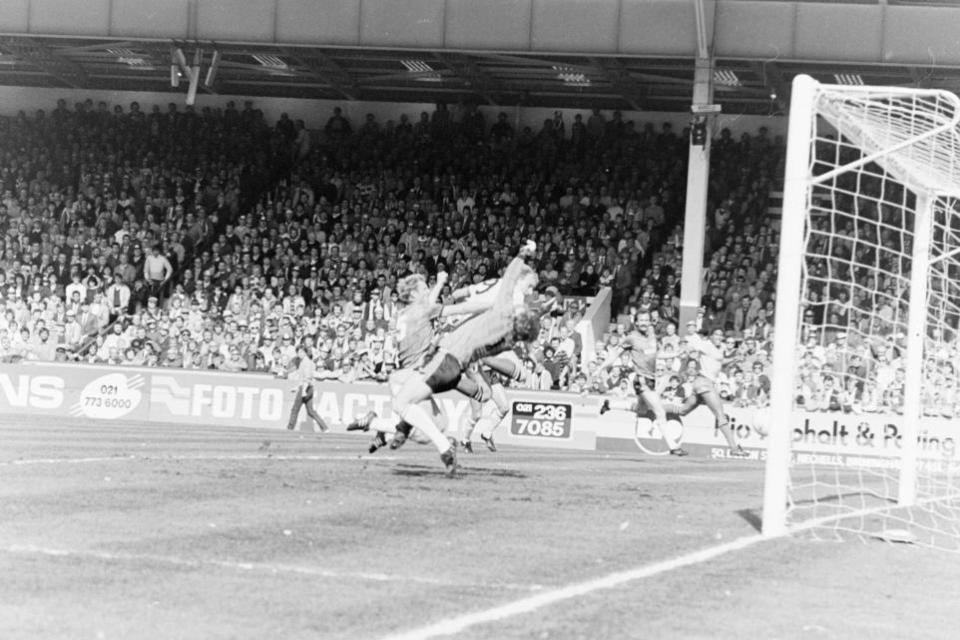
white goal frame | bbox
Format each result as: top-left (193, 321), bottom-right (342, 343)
top-left (761, 74), bottom-right (960, 537)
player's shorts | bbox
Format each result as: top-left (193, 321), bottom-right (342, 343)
top-left (633, 375), bottom-right (656, 396)
top-left (422, 351), bottom-right (464, 394)
top-left (691, 375), bottom-right (716, 396)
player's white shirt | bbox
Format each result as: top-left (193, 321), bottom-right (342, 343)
top-left (686, 333), bottom-right (723, 381)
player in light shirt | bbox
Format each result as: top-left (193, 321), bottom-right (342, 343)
top-left (389, 243), bottom-right (541, 476)
top-left (595, 312), bottom-right (687, 456)
top-left (671, 325), bottom-right (748, 457)
top-left (347, 270), bottom-right (495, 453)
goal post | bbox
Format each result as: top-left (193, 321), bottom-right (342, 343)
top-left (762, 74), bottom-right (818, 537)
top-left (761, 74), bottom-right (960, 546)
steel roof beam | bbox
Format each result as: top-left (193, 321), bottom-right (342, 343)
top-left (287, 49), bottom-right (360, 101)
top-left (433, 52), bottom-right (499, 106)
top-left (0, 37), bottom-right (88, 89)
top-left (590, 57), bottom-right (644, 110)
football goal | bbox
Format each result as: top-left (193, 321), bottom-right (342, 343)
top-left (762, 74), bottom-right (960, 549)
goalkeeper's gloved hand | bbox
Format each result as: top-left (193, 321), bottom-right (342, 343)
top-left (519, 239), bottom-right (537, 258)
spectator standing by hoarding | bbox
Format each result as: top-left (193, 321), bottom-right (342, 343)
top-left (286, 343), bottom-right (330, 432)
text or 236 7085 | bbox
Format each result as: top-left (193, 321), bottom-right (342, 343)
top-left (510, 401), bottom-right (573, 439)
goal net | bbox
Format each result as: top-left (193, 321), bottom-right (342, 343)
top-left (762, 75), bottom-right (960, 549)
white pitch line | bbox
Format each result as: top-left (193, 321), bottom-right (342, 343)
top-left (0, 454), bottom-right (399, 466)
top-left (2, 544), bottom-right (542, 593)
top-left (381, 533), bottom-right (767, 640)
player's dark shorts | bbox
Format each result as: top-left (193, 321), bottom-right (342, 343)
top-left (423, 351), bottom-right (464, 394)
top-left (691, 375), bottom-right (715, 396)
top-left (633, 375), bottom-right (656, 395)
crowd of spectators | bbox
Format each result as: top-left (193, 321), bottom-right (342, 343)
top-left (0, 99), bottom-right (706, 384)
top-left (5, 95), bottom-right (945, 415)
top-left (582, 133), bottom-right (960, 417)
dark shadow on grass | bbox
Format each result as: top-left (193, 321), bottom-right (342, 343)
top-left (739, 489), bottom-right (899, 533)
top-left (791, 492), bottom-right (895, 509)
top-left (391, 465), bottom-right (448, 478)
top-left (462, 466), bottom-right (527, 479)
top-left (391, 463), bottom-right (527, 479)
top-left (737, 508), bottom-right (763, 532)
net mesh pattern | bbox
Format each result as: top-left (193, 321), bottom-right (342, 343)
top-left (783, 85), bottom-right (960, 549)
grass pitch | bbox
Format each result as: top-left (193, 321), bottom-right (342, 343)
top-left (0, 419), bottom-right (956, 639)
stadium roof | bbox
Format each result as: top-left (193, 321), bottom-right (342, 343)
top-left (4, 0), bottom-right (960, 115)
top-left (4, 35), bottom-right (960, 116)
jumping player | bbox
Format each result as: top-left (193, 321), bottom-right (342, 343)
top-left (390, 243), bottom-right (541, 475)
top-left (595, 313), bottom-right (688, 456)
top-left (671, 325), bottom-right (748, 458)
top-left (451, 283), bottom-right (561, 453)
top-left (347, 270), bottom-right (495, 453)
top-left (392, 261), bottom-right (547, 454)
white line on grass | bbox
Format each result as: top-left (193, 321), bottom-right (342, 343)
top-left (381, 533), bottom-right (767, 640)
top-left (0, 454), bottom-right (399, 466)
top-left (2, 544), bottom-right (542, 592)
top-left (383, 490), bottom-right (960, 639)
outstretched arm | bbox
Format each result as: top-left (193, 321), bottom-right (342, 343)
top-left (450, 278), bottom-right (500, 303)
top-left (494, 241), bottom-right (537, 308)
top-left (439, 298), bottom-right (495, 317)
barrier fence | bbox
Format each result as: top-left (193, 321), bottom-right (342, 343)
top-left (0, 362), bottom-right (955, 465)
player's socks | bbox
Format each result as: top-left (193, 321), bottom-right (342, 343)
top-left (398, 403), bottom-right (451, 454)
top-left (507, 363), bottom-right (528, 385)
top-left (485, 357), bottom-right (527, 385)
top-left (457, 375), bottom-right (490, 403)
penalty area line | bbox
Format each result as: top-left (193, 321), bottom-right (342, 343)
top-left (381, 533), bottom-right (767, 640)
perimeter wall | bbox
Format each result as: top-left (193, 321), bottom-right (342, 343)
top-left (2, 362), bottom-right (955, 468)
